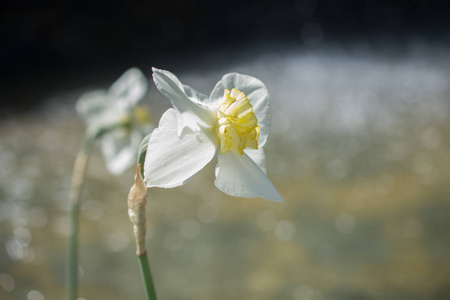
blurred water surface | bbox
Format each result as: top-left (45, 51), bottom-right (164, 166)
top-left (1, 43), bottom-right (450, 300)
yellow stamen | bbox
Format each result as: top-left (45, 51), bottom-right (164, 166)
top-left (217, 89), bottom-right (260, 155)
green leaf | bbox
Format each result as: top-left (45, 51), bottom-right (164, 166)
top-left (137, 133), bottom-right (152, 176)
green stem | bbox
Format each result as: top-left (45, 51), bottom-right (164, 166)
top-left (68, 200), bottom-right (80, 300)
top-left (68, 132), bottom-right (97, 300)
top-left (138, 252), bottom-right (158, 300)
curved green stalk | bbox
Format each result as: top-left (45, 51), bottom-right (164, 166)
top-left (67, 122), bottom-right (128, 300)
top-left (138, 253), bottom-right (158, 300)
top-left (68, 132), bottom-right (97, 300)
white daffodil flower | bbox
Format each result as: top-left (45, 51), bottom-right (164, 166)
top-left (144, 68), bottom-right (283, 202)
top-left (76, 68), bottom-right (152, 175)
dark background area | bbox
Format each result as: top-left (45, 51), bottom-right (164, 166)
top-left (1, 0), bottom-right (450, 113)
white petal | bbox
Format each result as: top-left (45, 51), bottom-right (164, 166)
top-left (76, 90), bottom-right (126, 131)
top-left (183, 84), bottom-right (209, 103)
top-left (215, 151), bottom-right (283, 202)
top-left (108, 68), bottom-right (148, 107)
top-left (215, 149), bottom-right (266, 184)
top-left (214, 149), bottom-right (266, 176)
top-left (152, 68), bottom-right (215, 136)
top-left (76, 90), bottom-right (108, 123)
top-left (244, 148), bottom-right (267, 174)
top-left (144, 109), bottom-right (217, 188)
top-left (101, 128), bottom-right (143, 175)
top-left (209, 73), bottom-right (272, 147)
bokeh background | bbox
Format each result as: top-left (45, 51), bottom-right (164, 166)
top-left (1, 1), bottom-right (450, 299)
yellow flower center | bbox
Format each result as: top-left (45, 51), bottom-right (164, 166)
top-left (133, 106), bottom-right (152, 125)
top-left (121, 106), bottom-right (152, 132)
top-left (217, 89), bottom-right (260, 155)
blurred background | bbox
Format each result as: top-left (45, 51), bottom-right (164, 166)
top-left (1, 0), bottom-right (450, 299)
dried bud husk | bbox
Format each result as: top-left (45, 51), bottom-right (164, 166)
top-left (127, 164), bottom-right (148, 256)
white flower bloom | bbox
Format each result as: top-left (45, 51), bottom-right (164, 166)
top-left (76, 68), bottom-right (152, 175)
top-left (144, 68), bottom-right (283, 202)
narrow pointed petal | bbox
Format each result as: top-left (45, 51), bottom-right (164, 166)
top-left (245, 148), bottom-right (267, 174)
top-left (183, 84), bottom-right (209, 103)
top-left (144, 109), bottom-right (217, 188)
top-left (76, 90), bottom-right (106, 113)
top-left (108, 68), bottom-right (148, 106)
top-left (152, 68), bottom-right (215, 136)
top-left (215, 151), bottom-right (283, 202)
top-left (214, 148), bottom-right (266, 177)
top-left (209, 73), bottom-right (272, 147)
top-left (75, 90), bottom-right (108, 124)
top-left (76, 90), bottom-right (128, 133)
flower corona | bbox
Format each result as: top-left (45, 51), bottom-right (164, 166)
top-left (217, 89), bottom-right (260, 155)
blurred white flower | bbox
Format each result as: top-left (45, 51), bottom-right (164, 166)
top-left (76, 68), bottom-right (152, 175)
top-left (144, 68), bottom-right (283, 202)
